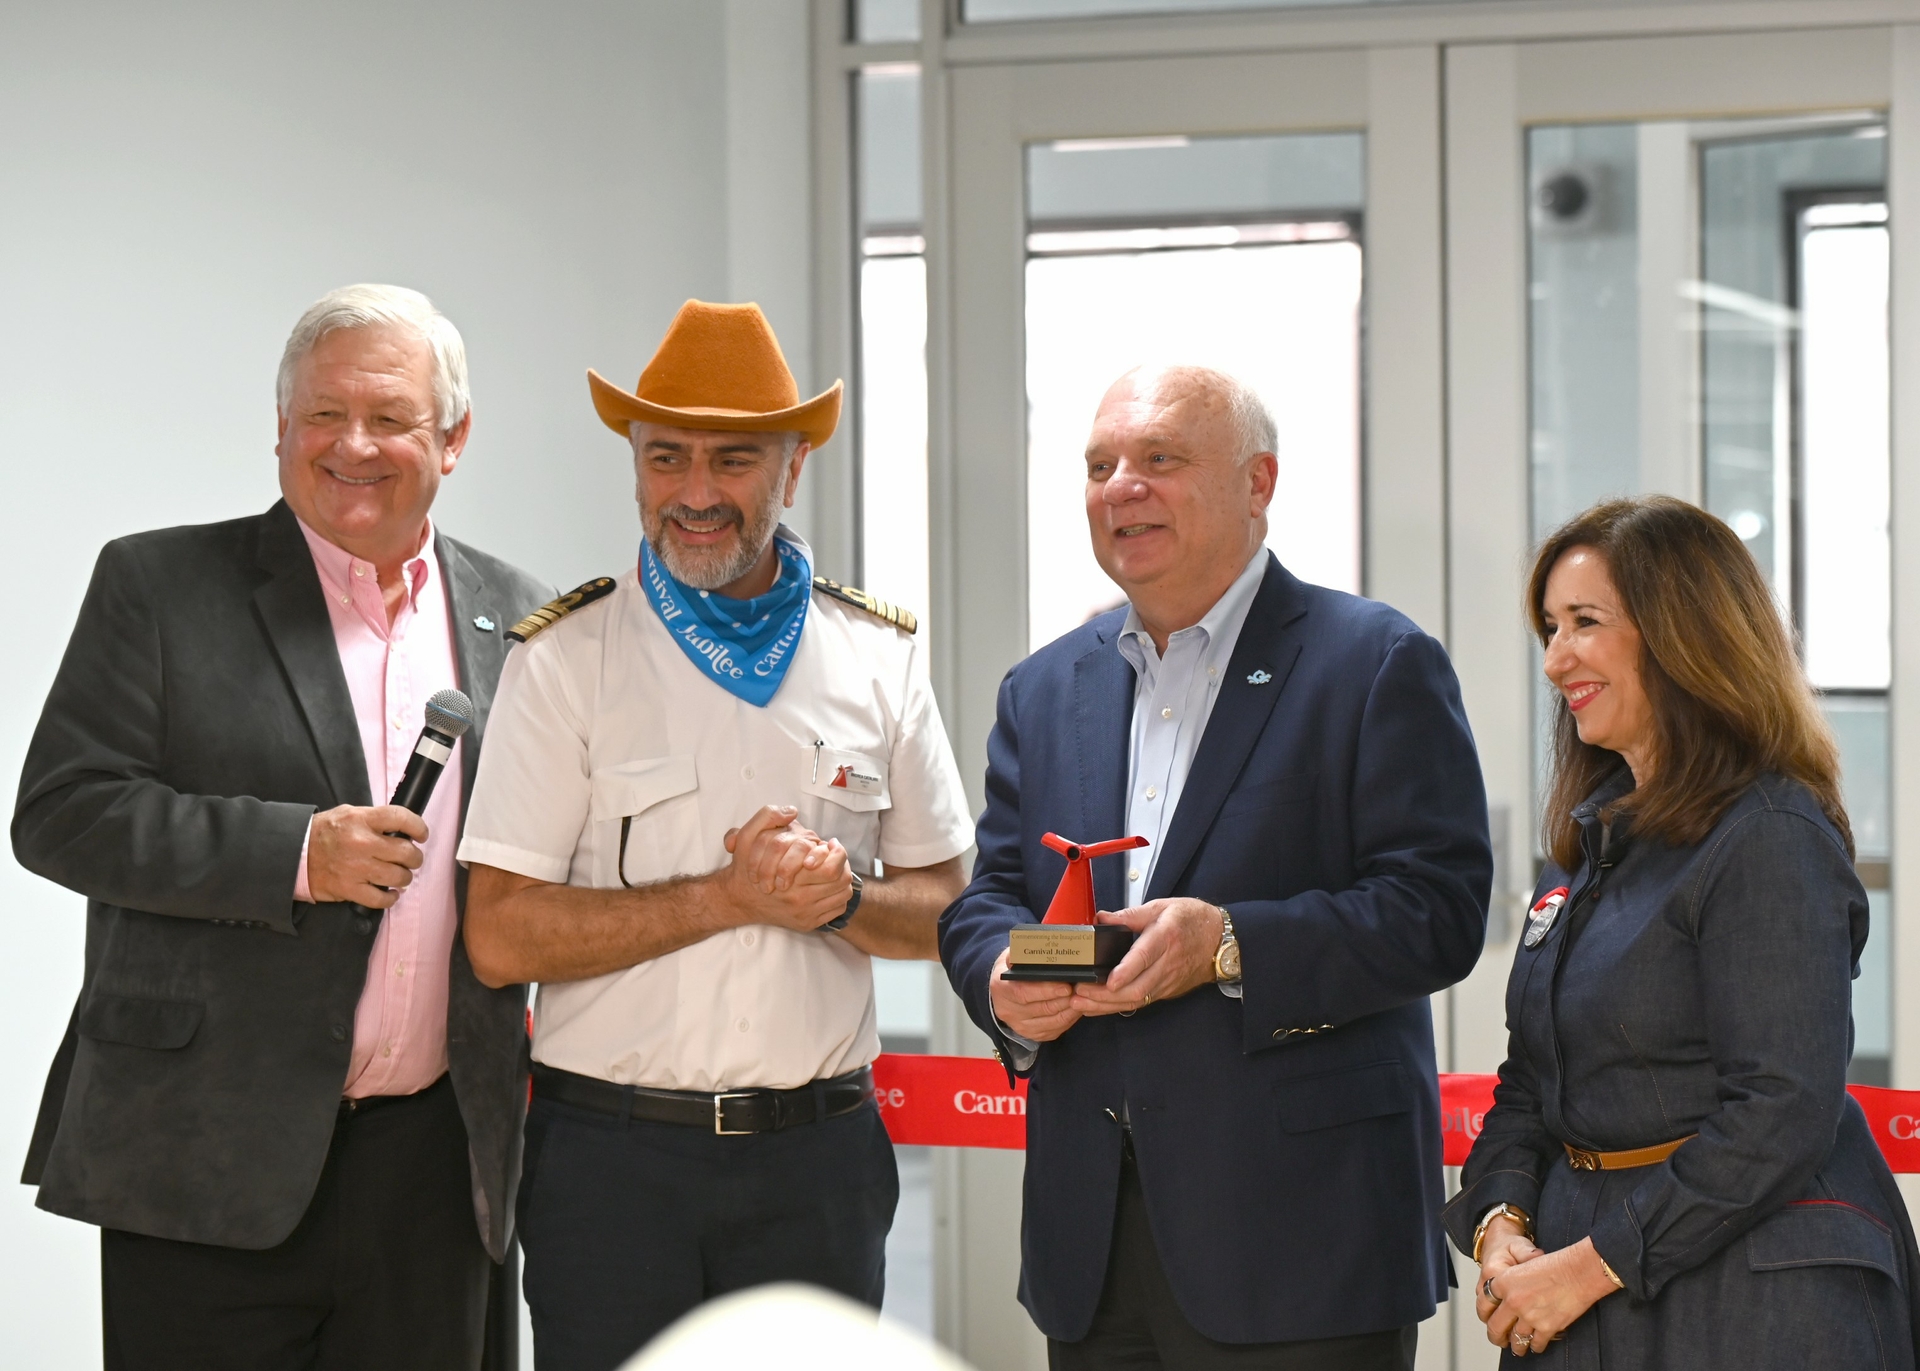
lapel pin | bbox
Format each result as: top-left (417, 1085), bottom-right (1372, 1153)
top-left (1524, 886), bottom-right (1570, 948)
top-left (1247, 669), bottom-right (1272, 686)
top-left (473, 615), bottom-right (496, 632)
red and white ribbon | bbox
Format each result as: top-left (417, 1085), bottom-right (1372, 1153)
top-left (873, 1055), bottom-right (1920, 1172)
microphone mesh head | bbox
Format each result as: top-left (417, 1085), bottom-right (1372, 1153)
top-left (424, 689), bottom-right (475, 739)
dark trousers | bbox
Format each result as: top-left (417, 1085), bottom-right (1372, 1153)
top-left (1050, 1143), bottom-right (1418, 1371)
top-left (518, 1090), bottom-right (900, 1371)
top-left (101, 1073), bottom-right (492, 1371)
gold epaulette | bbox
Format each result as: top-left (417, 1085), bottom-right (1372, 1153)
top-left (812, 576), bottom-right (917, 634)
top-left (506, 577), bottom-right (617, 643)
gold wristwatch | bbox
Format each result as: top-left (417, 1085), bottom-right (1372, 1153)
top-left (1213, 909), bottom-right (1242, 983)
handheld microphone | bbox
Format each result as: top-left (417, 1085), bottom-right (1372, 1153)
top-left (348, 688), bottom-right (474, 921)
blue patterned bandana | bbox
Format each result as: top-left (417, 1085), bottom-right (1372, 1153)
top-left (640, 535), bottom-right (810, 707)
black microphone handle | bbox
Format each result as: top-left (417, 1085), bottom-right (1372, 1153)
top-left (388, 749), bottom-right (447, 815)
top-left (347, 726), bottom-right (457, 922)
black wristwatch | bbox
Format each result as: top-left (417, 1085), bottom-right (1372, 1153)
top-left (824, 871), bottom-right (864, 932)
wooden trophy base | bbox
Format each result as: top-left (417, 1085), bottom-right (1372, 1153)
top-left (1001, 925), bottom-right (1136, 983)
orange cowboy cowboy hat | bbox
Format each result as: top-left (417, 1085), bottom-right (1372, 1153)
top-left (588, 300), bottom-right (843, 449)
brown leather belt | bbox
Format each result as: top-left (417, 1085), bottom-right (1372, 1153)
top-left (1565, 1135), bottom-right (1694, 1171)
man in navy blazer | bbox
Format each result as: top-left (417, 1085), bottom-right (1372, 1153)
top-left (938, 365), bottom-right (1492, 1369)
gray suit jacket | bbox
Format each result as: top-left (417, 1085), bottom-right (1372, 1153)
top-left (13, 500), bottom-right (553, 1259)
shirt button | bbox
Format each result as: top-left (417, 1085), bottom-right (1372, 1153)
top-left (330, 1023), bottom-right (347, 1042)
top-left (1145, 786), bottom-right (1158, 800)
top-left (394, 962), bottom-right (406, 977)
top-left (1161, 707), bottom-right (1173, 719)
top-left (742, 766), bottom-right (755, 780)
top-left (1128, 869), bottom-right (1140, 882)
top-left (1207, 666), bottom-right (1218, 678)
top-left (736, 1018), bottom-right (750, 1033)
top-left (381, 1043), bottom-right (392, 1058)
top-left (740, 930), bottom-right (757, 947)
top-left (353, 566), bottom-right (365, 578)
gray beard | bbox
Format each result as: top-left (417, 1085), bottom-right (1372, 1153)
top-left (646, 487), bottom-right (786, 592)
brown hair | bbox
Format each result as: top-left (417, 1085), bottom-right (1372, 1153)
top-left (1528, 496), bottom-right (1851, 869)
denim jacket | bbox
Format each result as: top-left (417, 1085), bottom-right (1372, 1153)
top-left (1445, 771), bottom-right (1918, 1368)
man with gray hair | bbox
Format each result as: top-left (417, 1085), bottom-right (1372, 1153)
top-left (15, 284), bottom-right (552, 1369)
top-left (939, 363), bottom-right (1491, 1369)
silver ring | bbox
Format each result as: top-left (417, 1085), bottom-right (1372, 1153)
top-left (1482, 1276), bottom-right (1499, 1302)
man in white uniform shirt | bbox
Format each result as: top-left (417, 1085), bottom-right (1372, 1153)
top-left (459, 301), bottom-right (972, 1371)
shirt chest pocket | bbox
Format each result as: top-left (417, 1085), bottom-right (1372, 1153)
top-left (590, 757), bottom-right (700, 889)
top-left (798, 745), bottom-right (890, 871)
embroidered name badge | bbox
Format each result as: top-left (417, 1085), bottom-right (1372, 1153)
top-left (1524, 886), bottom-right (1571, 948)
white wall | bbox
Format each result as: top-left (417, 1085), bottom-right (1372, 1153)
top-left (0, 1), bottom-right (812, 1362)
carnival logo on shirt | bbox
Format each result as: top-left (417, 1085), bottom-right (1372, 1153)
top-left (831, 763), bottom-right (884, 796)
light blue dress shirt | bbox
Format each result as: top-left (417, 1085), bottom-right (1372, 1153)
top-left (999, 548), bottom-right (1268, 1062)
top-left (1114, 548), bottom-right (1269, 916)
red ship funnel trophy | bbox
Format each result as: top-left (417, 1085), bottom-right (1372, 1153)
top-left (1001, 832), bottom-right (1150, 983)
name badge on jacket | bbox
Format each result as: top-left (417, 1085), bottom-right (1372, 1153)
top-left (1524, 886), bottom-right (1570, 948)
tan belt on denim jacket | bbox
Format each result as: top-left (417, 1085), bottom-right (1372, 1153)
top-left (1565, 1135), bottom-right (1695, 1171)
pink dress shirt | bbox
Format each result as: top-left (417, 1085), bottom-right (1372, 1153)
top-left (292, 517), bottom-right (464, 1099)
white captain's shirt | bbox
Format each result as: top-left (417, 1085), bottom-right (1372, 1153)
top-left (457, 532), bottom-right (972, 1092)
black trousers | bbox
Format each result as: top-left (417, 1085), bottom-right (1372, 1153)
top-left (518, 1090), bottom-right (900, 1371)
top-left (101, 1074), bottom-right (493, 1371)
top-left (1050, 1144), bottom-right (1418, 1371)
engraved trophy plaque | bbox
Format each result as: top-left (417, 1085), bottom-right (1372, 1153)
top-left (1000, 832), bottom-right (1149, 984)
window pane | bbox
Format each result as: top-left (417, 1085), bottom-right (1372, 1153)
top-left (859, 252), bottom-right (929, 625)
top-left (1023, 132), bottom-right (1364, 655)
top-left (1799, 213), bottom-right (1890, 690)
top-left (1527, 122), bottom-right (1641, 541)
top-left (1827, 694), bottom-right (1890, 1084)
top-left (1028, 132), bottom-right (1364, 223)
top-left (853, 0), bottom-right (921, 42)
top-left (859, 64), bottom-right (922, 232)
top-left (855, 63), bottom-right (928, 626)
top-left (1700, 126), bottom-right (1886, 603)
top-left (1827, 695), bottom-right (1890, 862)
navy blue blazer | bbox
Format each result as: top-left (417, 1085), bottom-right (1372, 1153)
top-left (939, 556), bottom-right (1492, 1344)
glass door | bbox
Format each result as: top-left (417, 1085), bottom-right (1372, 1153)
top-left (1443, 29), bottom-right (1903, 1364)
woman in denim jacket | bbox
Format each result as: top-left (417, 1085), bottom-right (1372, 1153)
top-left (1446, 496), bottom-right (1919, 1366)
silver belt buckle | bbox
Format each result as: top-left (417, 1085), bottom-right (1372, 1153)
top-left (714, 1091), bottom-right (758, 1135)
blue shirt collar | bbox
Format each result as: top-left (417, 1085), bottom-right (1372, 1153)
top-left (1117, 547), bottom-right (1270, 676)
